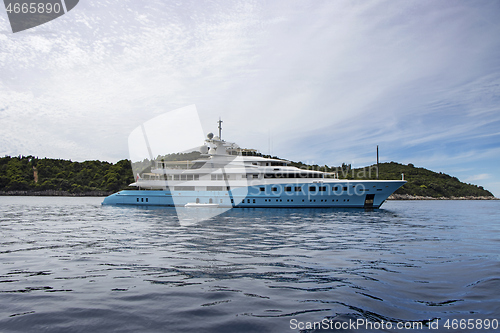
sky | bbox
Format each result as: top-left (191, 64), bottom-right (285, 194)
top-left (1, 0), bottom-right (499, 197)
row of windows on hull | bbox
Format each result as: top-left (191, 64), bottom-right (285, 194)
top-left (134, 197), bottom-right (224, 204)
top-left (262, 173), bottom-right (323, 179)
top-left (164, 161), bottom-right (289, 169)
top-left (263, 186), bottom-right (347, 192)
top-left (261, 186), bottom-right (382, 192)
top-left (132, 197), bottom-right (356, 204)
top-left (241, 198), bottom-right (351, 204)
top-left (139, 185), bottom-right (383, 192)
top-left (137, 186), bottom-right (225, 191)
top-left (145, 172), bottom-right (325, 181)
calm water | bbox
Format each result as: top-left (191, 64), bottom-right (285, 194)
top-left (0, 197), bottom-right (499, 333)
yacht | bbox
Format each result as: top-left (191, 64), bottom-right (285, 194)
top-left (102, 122), bottom-right (405, 208)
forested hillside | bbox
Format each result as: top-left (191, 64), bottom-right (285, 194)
top-left (353, 162), bottom-right (493, 198)
top-left (0, 155), bottom-right (495, 198)
top-left (0, 156), bottom-right (134, 194)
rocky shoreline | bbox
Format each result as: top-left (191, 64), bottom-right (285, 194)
top-left (388, 194), bottom-right (498, 200)
top-left (1, 191), bottom-right (497, 200)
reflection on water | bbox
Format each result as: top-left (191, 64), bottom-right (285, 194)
top-left (0, 197), bottom-right (499, 332)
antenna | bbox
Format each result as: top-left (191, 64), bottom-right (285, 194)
top-left (218, 117), bottom-right (223, 140)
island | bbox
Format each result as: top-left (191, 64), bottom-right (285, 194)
top-left (0, 155), bottom-right (496, 199)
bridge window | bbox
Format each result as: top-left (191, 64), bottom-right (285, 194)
top-left (207, 186), bottom-right (224, 191)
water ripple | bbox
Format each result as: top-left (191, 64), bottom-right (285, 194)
top-left (0, 197), bottom-right (499, 332)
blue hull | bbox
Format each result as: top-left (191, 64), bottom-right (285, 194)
top-left (102, 181), bottom-right (405, 209)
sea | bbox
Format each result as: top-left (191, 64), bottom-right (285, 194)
top-left (0, 197), bottom-right (498, 333)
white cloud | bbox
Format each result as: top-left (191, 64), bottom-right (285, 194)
top-left (1, 0), bottom-right (499, 195)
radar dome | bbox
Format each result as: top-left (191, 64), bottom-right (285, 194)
top-left (200, 145), bottom-right (209, 154)
top-left (207, 132), bottom-right (214, 139)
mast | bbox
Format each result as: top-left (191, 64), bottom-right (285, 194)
top-left (218, 118), bottom-right (223, 140)
top-left (376, 145), bottom-right (379, 180)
